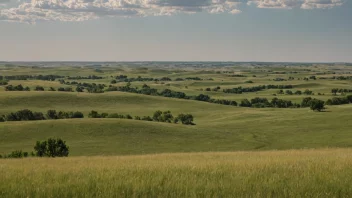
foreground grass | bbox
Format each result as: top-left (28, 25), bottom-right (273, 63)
top-left (1, 149), bottom-right (352, 197)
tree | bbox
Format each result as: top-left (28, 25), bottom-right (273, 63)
top-left (310, 99), bottom-right (325, 112)
top-left (331, 88), bottom-right (338, 95)
top-left (47, 110), bottom-right (58, 119)
top-left (347, 95), bottom-right (352, 103)
top-left (301, 97), bottom-right (313, 107)
top-left (72, 111), bottom-right (84, 118)
top-left (177, 114), bottom-right (194, 125)
top-left (239, 99), bottom-right (251, 107)
top-left (88, 110), bottom-right (100, 118)
top-left (35, 86), bottom-right (45, 91)
top-left (34, 138), bottom-right (69, 157)
top-left (76, 86), bottom-right (84, 92)
top-left (153, 110), bottom-right (163, 121)
top-left (110, 80), bottom-right (117, 84)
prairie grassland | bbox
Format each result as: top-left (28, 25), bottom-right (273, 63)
top-left (1, 148), bottom-right (352, 197)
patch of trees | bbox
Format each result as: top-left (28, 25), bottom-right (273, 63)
top-left (229, 74), bottom-right (247, 77)
top-left (0, 138), bottom-right (69, 158)
top-left (5, 84), bottom-right (30, 91)
top-left (205, 86), bottom-right (221, 92)
top-left (88, 110), bottom-right (195, 125)
top-left (239, 97), bottom-right (298, 108)
top-left (332, 76), bottom-right (352, 80)
top-left (331, 88), bottom-right (352, 95)
top-left (273, 78), bottom-right (286, 81)
top-left (185, 77), bottom-right (203, 80)
top-left (58, 87), bottom-right (73, 92)
top-left (60, 80), bottom-right (106, 93)
top-left (0, 80), bottom-right (8, 85)
top-left (113, 75), bottom-right (172, 82)
top-left (35, 86), bottom-right (45, 91)
top-left (223, 85), bottom-right (293, 94)
top-left (325, 96), bottom-right (352, 106)
top-left (67, 75), bottom-right (103, 80)
top-left (0, 109), bottom-right (84, 122)
top-left (0, 75), bottom-right (64, 81)
top-left (279, 89), bottom-right (313, 95)
top-left (300, 97), bottom-right (325, 111)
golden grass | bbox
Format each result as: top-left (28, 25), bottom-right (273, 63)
top-left (1, 148), bottom-right (352, 197)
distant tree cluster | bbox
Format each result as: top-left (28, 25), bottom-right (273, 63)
top-left (277, 89), bottom-right (314, 95)
top-left (0, 80), bottom-right (8, 85)
top-left (114, 75), bottom-right (172, 82)
top-left (229, 74), bottom-right (247, 77)
top-left (0, 109), bottom-right (84, 122)
top-left (5, 84), bottom-right (30, 91)
top-left (223, 85), bottom-right (293, 94)
top-left (88, 110), bottom-right (195, 125)
top-left (67, 75), bottom-right (103, 80)
top-left (60, 80), bottom-right (106, 93)
top-left (325, 95), bottom-right (352, 106)
top-left (205, 86), bottom-right (221, 92)
top-left (331, 88), bottom-right (352, 95)
top-left (239, 97), bottom-right (297, 108)
top-left (0, 138), bottom-right (69, 158)
top-left (0, 75), bottom-right (64, 81)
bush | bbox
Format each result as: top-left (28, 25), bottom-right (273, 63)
top-left (177, 114), bottom-right (194, 125)
top-left (5, 109), bottom-right (45, 121)
top-left (72, 111), bottom-right (84, 118)
top-left (35, 86), bottom-right (45, 91)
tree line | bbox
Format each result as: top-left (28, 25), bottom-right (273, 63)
top-left (0, 109), bottom-right (84, 122)
top-left (67, 75), bottom-right (103, 80)
top-left (222, 85), bottom-right (294, 94)
top-left (277, 89), bottom-right (314, 95)
top-left (88, 110), bottom-right (195, 125)
top-left (106, 84), bottom-right (238, 107)
top-left (112, 75), bottom-right (205, 83)
top-left (0, 109), bottom-right (195, 125)
top-left (331, 88), bottom-right (352, 95)
top-left (0, 75), bottom-right (64, 81)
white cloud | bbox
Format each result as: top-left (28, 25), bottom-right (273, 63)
top-left (0, 0), bottom-right (346, 23)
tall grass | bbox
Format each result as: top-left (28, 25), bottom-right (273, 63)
top-left (1, 148), bottom-right (352, 197)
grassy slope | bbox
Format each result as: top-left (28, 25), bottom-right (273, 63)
top-left (1, 149), bottom-right (352, 197)
top-left (1, 91), bottom-right (352, 156)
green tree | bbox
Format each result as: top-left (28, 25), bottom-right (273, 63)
top-left (177, 114), bottom-right (194, 125)
top-left (34, 138), bottom-right (69, 157)
top-left (310, 99), bottom-right (325, 112)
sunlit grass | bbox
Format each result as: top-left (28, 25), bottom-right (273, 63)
top-left (1, 149), bottom-right (352, 197)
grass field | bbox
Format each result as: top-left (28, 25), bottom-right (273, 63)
top-left (1, 62), bottom-right (352, 196)
top-left (1, 148), bottom-right (352, 197)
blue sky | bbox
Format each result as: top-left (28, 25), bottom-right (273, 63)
top-left (0, 0), bottom-right (351, 62)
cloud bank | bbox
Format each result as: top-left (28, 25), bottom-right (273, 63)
top-left (0, 0), bottom-right (345, 23)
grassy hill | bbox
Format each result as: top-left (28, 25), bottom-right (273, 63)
top-left (1, 149), bottom-right (352, 197)
top-left (1, 91), bottom-right (352, 155)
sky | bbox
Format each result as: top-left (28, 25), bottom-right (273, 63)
top-left (0, 0), bottom-right (351, 62)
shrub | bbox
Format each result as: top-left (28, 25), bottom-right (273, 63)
top-left (177, 114), bottom-right (194, 125)
top-left (35, 86), bottom-right (45, 91)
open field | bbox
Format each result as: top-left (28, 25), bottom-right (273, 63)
top-left (1, 63), bottom-right (352, 155)
top-left (1, 148), bottom-right (352, 197)
top-left (1, 62), bottom-right (352, 196)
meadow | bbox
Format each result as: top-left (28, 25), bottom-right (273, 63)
top-left (1, 62), bottom-right (352, 196)
top-left (1, 149), bottom-right (352, 197)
